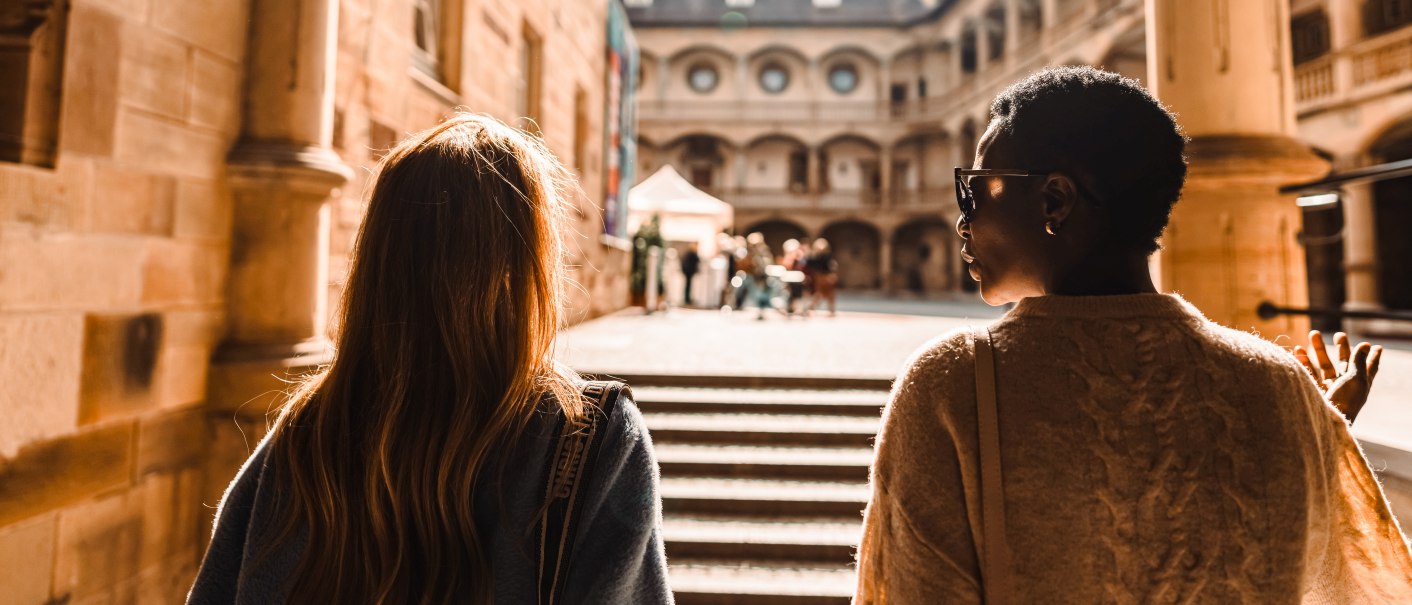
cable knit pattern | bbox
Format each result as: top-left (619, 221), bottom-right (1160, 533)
top-left (854, 294), bottom-right (1412, 605)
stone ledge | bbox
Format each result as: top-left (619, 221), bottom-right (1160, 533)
top-left (0, 422), bottom-right (134, 527)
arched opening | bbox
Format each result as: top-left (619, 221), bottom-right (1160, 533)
top-left (892, 218), bottom-right (957, 294)
top-left (1017, 0), bottom-right (1043, 46)
top-left (662, 133), bottom-right (735, 193)
top-left (984, 1), bottom-right (1007, 63)
top-left (743, 219), bottom-right (808, 258)
top-left (819, 135), bottom-right (882, 202)
top-left (960, 21), bottom-right (979, 75)
top-left (1368, 122), bottom-right (1412, 311)
top-left (744, 134), bottom-right (810, 193)
top-left (893, 131), bottom-right (953, 204)
top-left (958, 119), bottom-right (979, 169)
top-left (820, 220), bottom-right (882, 289)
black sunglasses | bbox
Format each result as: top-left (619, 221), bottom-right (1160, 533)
top-left (953, 167), bottom-right (1101, 223)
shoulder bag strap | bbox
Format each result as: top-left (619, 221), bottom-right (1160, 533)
top-left (974, 326), bottom-right (1013, 604)
top-left (537, 380), bottom-right (626, 605)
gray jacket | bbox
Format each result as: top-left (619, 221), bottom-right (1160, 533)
top-left (187, 395), bottom-right (672, 604)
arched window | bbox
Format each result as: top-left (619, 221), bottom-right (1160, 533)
top-left (687, 63), bottom-right (720, 93)
top-left (759, 62), bottom-right (790, 93)
top-left (828, 63), bottom-right (859, 94)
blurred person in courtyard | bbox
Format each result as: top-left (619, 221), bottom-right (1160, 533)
top-left (806, 238), bottom-right (838, 316)
top-left (854, 67), bottom-right (1412, 604)
top-left (732, 235), bottom-right (750, 310)
top-left (189, 115), bottom-right (672, 605)
top-left (782, 238), bottom-right (809, 316)
top-left (742, 233), bottom-right (777, 320)
top-left (680, 242), bottom-right (701, 308)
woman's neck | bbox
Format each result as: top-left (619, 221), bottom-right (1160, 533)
top-left (1048, 253), bottom-right (1158, 297)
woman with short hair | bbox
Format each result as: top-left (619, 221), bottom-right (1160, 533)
top-left (855, 67), bottom-right (1411, 604)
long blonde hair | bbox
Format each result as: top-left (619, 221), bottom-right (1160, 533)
top-left (260, 114), bottom-right (587, 604)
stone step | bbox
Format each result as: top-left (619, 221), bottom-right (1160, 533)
top-left (644, 412), bottom-right (879, 448)
top-left (663, 514), bottom-right (861, 563)
top-left (655, 443), bottom-right (873, 480)
top-left (660, 476), bottom-right (870, 517)
top-left (633, 386), bottom-right (888, 417)
top-left (592, 372), bottom-right (894, 391)
top-left (670, 559), bottom-right (856, 605)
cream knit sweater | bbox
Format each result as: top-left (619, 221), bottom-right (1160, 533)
top-left (855, 294), bottom-right (1412, 604)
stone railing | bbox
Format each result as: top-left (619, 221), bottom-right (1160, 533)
top-left (1296, 26), bottom-right (1412, 113)
top-left (723, 188), bottom-right (888, 209)
top-left (640, 100), bottom-right (887, 124)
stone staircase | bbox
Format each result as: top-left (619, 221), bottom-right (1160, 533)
top-left (628, 380), bottom-right (890, 605)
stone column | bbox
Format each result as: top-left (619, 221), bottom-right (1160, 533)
top-left (879, 146), bottom-right (893, 207)
top-left (880, 237), bottom-right (894, 292)
top-left (806, 145), bottom-right (821, 193)
top-left (207, 0), bottom-right (350, 504)
top-left (734, 148), bottom-right (748, 192)
top-left (1341, 179), bottom-right (1381, 313)
top-left (1005, 0), bottom-right (1022, 56)
top-left (879, 58), bottom-right (893, 101)
top-left (1146, 0), bottom-right (1328, 336)
top-left (974, 19), bottom-right (989, 75)
top-left (656, 55), bottom-right (670, 100)
top-left (1041, 0), bottom-right (1059, 29)
top-left (736, 55), bottom-right (749, 100)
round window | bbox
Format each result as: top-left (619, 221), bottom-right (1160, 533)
top-left (759, 63), bottom-right (790, 94)
top-left (688, 64), bottom-right (719, 93)
top-left (828, 64), bottom-right (859, 94)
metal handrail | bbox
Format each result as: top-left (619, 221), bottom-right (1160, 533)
top-left (1257, 302), bottom-right (1412, 323)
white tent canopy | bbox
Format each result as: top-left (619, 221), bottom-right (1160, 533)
top-left (627, 165), bottom-right (734, 256)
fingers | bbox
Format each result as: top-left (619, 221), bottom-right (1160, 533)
top-left (1350, 342), bottom-right (1371, 376)
top-left (1293, 346), bottom-right (1320, 382)
top-left (1310, 330), bottom-right (1337, 380)
top-left (1335, 332), bottom-right (1351, 374)
top-left (1369, 345), bottom-right (1383, 382)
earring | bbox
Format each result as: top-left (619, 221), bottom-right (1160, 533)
top-left (1045, 222), bottom-right (1058, 236)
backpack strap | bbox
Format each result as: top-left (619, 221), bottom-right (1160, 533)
top-left (974, 326), bottom-right (1013, 604)
top-left (537, 380), bottom-right (627, 605)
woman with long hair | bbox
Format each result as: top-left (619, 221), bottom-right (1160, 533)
top-left (188, 114), bottom-right (672, 604)
top-left (855, 67), bottom-right (1411, 603)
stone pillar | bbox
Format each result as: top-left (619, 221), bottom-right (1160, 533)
top-left (879, 59), bottom-right (893, 100)
top-left (736, 55), bottom-right (749, 100)
top-left (974, 20), bottom-right (989, 75)
top-left (734, 148), bottom-right (748, 191)
top-left (806, 145), bottom-right (821, 193)
top-left (1146, 0), bottom-right (1327, 336)
top-left (207, 0), bottom-right (350, 505)
top-left (880, 237), bottom-right (894, 292)
top-left (879, 146), bottom-right (893, 207)
top-left (1041, 0), bottom-right (1059, 29)
top-left (1005, 0), bottom-right (1022, 56)
top-left (656, 55), bottom-right (670, 100)
top-left (1341, 180), bottom-right (1381, 312)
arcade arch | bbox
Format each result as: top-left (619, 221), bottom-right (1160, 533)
top-left (821, 220), bottom-right (883, 289)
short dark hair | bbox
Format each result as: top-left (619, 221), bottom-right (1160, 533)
top-left (988, 66), bottom-right (1188, 254)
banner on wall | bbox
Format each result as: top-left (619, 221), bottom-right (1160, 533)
top-left (603, 0), bottom-right (638, 239)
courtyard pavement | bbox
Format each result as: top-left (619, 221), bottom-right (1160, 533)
top-left (559, 293), bottom-right (1412, 460)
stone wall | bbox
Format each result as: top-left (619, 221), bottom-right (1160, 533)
top-left (0, 0), bottom-right (630, 602)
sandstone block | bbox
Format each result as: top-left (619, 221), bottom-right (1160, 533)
top-left (0, 423), bottom-right (134, 528)
top-left (138, 470), bottom-right (202, 570)
top-left (0, 313), bottom-right (83, 458)
top-left (136, 407), bottom-right (208, 476)
top-left (140, 239), bottom-right (228, 306)
top-left (0, 160), bottom-right (88, 231)
top-left (155, 344), bottom-right (212, 410)
top-left (188, 51), bottom-right (242, 133)
top-left (173, 178), bottom-right (233, 241)
top-left (53, 487), bottom-right (143, 603)
top-left (136, 557), bottom-right (199, 605)
top-left (78, 313), bottom-right (162, 425)
top-left (0, 513), bottom-right (57, 605)
top-left (0, 231), bottom-right (145, 311)
top-left (88, 163), bottom-right (177, 236)
top-left (150, 0), bottom-right (249, 63)
top-left (59, 5), bottom-right (123, 157)
top-left (112, 109), bottom-right (228, 180)
top-left (119, 25), bottom-right (188, 120)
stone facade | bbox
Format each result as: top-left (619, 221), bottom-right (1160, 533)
top-left (0, 0), bottom-right (630, 602)
top-left (630, 0), bottom-right (1410, 337)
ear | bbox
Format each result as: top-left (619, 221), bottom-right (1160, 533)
top-left (1040, 174), bottom-right (1081, 226)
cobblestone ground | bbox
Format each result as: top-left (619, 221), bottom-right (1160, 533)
top-left (559, 294), bottom-right (1411, 456)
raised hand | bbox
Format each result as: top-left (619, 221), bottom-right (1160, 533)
top-left (1293, 330), bottom-right (1383, 424)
